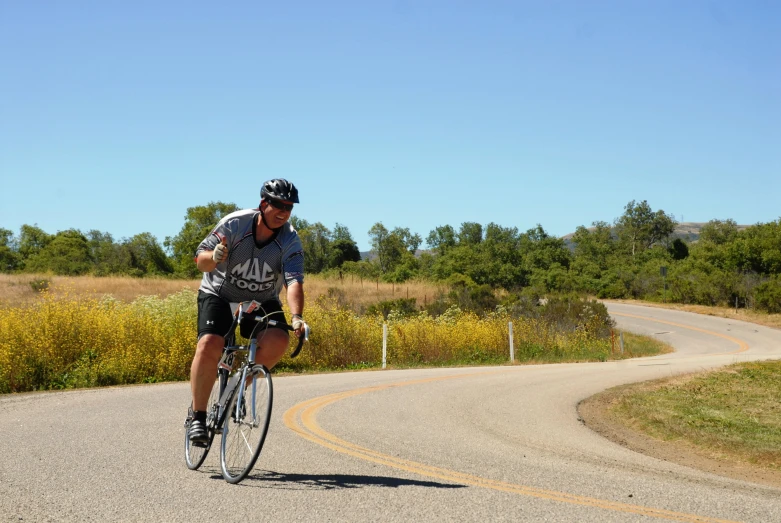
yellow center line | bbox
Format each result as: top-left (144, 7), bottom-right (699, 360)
top-left (611, 312), bottom-right (750, 354)
top-left (283, 313), bottom-right (751, 523)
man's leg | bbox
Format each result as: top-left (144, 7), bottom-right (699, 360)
top-left (255, 328), bottom-right (289, 370)
top-left (190, 334), bottom-right (224, 411)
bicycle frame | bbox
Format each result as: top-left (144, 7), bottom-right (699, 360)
top-left (212, 304), bottom-right (308, 432)
top-left (186, 300), bottom-right (309, 481)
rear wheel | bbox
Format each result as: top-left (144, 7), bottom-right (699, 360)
top-left (220, 365), bottom-right (273, 483)
top-left (184, 373), bottom-right (221, 470)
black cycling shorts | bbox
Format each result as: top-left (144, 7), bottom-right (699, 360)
top-left (197, 291), bottom-right (289, 340)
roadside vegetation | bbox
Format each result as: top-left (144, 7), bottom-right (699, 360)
top-left (603, 361), bottom-right (781, 474)
top-left (0, 275), bottom-right (668, 393)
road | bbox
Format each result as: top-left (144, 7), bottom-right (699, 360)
top-left (1, 302), bottom-right (780, 522)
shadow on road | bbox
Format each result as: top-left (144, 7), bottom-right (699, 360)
top-left (205, 469), bottom-right (466, 490)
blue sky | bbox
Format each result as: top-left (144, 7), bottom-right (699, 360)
top-left (1, 1), bottom-right (779, 252)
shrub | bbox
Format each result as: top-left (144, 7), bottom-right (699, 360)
top-left (537, 295), bottom-right (614, 338)
top-left (754, 277), bottom-right (781, 313)
top-left (29, 278), bottom-right (50, 292)
top-left (366, 297), bottom-right (418, 319)
top-left (0, 289), bottom-right (617, 392)
top-left (0, 289), bottom-right (197, 393)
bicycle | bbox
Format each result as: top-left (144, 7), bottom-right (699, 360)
top-left (184, 300), bottom-right (309, 484)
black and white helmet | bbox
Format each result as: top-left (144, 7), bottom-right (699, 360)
top-left (261, 178), bottom-right (299, 203)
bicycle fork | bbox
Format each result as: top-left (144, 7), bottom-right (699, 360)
top-left (220, 339), bottom-right (261, 428)
top-left (236, 338), bottom-right (261, 425)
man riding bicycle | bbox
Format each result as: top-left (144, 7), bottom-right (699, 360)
top-left (188, 178), bottom-right (306, 444)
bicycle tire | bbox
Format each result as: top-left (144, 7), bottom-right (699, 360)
top-left (220, 365), bottom-right (273, 483)
top-left (184, 374), bottom-right (221, 470)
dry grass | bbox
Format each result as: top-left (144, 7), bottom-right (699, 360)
top-left (300, 273), bottom-right (447, 311)
top-left (0, 273), bottom-right (447, 310)
top-left (0, 274), bottom-right (200, 305)
top-left (608, 299), bottom-right (781, 330)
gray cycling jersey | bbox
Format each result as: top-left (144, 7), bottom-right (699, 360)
top-left (196, 208), bottom-right (304, 304)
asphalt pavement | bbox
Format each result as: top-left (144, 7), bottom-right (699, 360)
top-left (1, 302), bottom-right (780, 522)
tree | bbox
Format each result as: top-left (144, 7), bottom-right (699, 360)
top-left (328, 238), bottom-right (361, 268)
top-left (458, 222), bottom-right (483, 245)
top-left (18, 224), bottom-right (53, 262)
top-left (87, 230), bottom-right (127, 275)
top-left (332, 223), bottom-right (354, 242)
top-left (369, 223), bottom-right (402, 274)
top-left (124, 233), bottom-right (174, 276)
top-left (426, 225), bottom-right (457, 254)
top-left (165, 202), bottom-right (239, 278)
top-left (699, 219), bottom-right (739, 245)
top-left (519, 225), bottom-right (571, 272)
top-left (0, 228), bottom-right (21, 272)
top-left (571, 221), bottom-right (615, 271)
top-left (430, 223), bottom-right (527, 290)
top-left (728, 219), bottom-right (781, 275)
top-left (289, 216), bottom-right (310, 232)
top-left (367, 223), bottom-right (422, 277)
top-left (297, 222), bottom-right (332, 273)
top-left (391, 227), bottom-right (422, 254)
top-left (342, 259), bottom-right (380, 281)
top-left (669, 238), bottom-right (689, 260)
top-left (297, 220), bottom-right (360, 270)
top-left (25, 229), bottom-right (92, 275)
top-left (614, 200), bottom-right (676, 257)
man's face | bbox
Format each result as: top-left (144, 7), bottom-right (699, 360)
top-left (263, 199), bottom-right (294, 228)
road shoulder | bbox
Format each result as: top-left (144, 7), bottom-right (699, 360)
top-left (578, 387), bottom-right (781, 490)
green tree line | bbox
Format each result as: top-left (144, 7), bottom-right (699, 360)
top-left (2, 200), bottom-right (780, 313)
top-left (0, 202), bottom-right (362, 280)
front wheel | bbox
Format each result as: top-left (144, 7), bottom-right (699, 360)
top-left (184, 372), bottom-right (221, 470)
top-left (220, 365), bottom-right (273, 483)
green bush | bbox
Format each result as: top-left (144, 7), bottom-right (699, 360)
top-left (538, 295), bottom-right (614, 337)
top-left (755, 277), bottom-right (781, 313)
top-left (366, 297), bottom-right (418, 319)
top-left (29, 278), bottom-right (51, 292)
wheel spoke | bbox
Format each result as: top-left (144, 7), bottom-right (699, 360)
top-left (220, 366), bottom-right (273, 483)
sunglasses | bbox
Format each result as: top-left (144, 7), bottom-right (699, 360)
top-left (266, 199), bottom-right (294, 212)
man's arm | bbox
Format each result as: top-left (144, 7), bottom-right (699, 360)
top-left (195, 235), bottom-right (228, 272)
top-left (195, 251), bottom-right (219, 273)
top-left (286, 281), bottom-right (305, 337)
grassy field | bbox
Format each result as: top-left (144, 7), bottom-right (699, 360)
top-left (606, 361), bottom-right (781, 473)
top-left (0, 273), bottom-right (447, 310)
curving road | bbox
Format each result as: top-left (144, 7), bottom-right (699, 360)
top-left (2, 303), bottom-right (780, 522)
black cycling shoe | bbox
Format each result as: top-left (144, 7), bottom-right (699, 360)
top-left (188, 419), bottom-right (209, 445)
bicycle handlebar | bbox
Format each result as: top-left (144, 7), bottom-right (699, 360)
top-left (263, 318), bottom-right (309, 358)
top-left (227, 301), bottom-right (310, 359)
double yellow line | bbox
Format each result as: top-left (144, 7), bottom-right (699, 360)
top-left (283, 314), bottom-right (749, 522)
